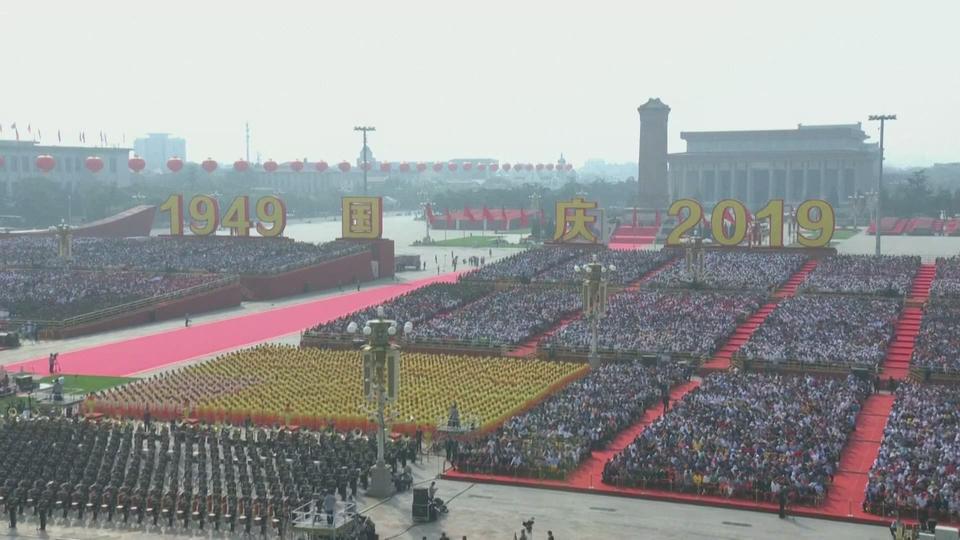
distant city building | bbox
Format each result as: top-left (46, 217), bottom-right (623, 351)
top-left (134, 133), bottom-right (186, 173)
top-left (0, 140), bottom-right (132, 197)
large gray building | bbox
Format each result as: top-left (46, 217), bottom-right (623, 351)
top-left (635, 98), bottom-right (881, 211)
top-left (0, 140), bottom-right (132, 197)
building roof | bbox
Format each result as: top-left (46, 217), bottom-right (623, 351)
top-left (681, 123), bottom-right (868, 142)
top-left (0, 140), bottom-right (131, 153)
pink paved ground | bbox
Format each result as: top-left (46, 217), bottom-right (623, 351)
top-left (6, 273), bottom-right (459, 377)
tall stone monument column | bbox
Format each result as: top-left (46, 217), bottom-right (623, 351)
top-left (637, 98), bottom-right (671, 209)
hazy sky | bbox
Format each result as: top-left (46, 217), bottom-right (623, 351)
top-left (1, 1), bottom-right (957, 167)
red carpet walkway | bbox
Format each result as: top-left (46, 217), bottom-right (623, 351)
top-left (822, 393), bottom-right (895, 522)
top-left (700, 259), bottom-right (819, 372)
top-left (6, 273), bottom-right (459, 377)
top-left (880, 263), bottom-right (935, 380)
top-left (507, 313), bottom-right (580, 358)
top-left (443, 387), bottom-right (901, 527)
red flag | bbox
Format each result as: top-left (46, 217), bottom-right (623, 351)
top-left (519, 208), bottom-right (529, 227)
top-left (445, 208), bottom-right (454, 226)
top-left (57, 130), bottom-right (61, 143)
top-left (425, 203), bottom-right (436, 225)
top-left (463, 205), bottom-right (476, 222)
top-left (482, 206), bottom-right (494, 221)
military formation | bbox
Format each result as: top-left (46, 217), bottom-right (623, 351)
top-left (0, 416), bottom-right (417, 535)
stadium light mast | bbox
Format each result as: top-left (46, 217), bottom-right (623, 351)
top-left (575, 254), bottom-right (615, 369)
top-left (354, 126), bottom-right (376, 194)
top-left (868, 114), bottom-right (896, 256)
top-left (348, 306), bottom-right (409, 498)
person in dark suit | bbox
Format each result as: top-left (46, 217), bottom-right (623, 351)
top-left (778, 488), bottom-right (787, 519)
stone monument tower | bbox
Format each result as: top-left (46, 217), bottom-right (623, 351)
top-left (637, 98), bottom-right (671, 208)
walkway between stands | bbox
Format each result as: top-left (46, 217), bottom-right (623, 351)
top-left (6, 273), bottom-right (459, 377)
top-left (700, 259), bottom-right (819, 372)
top-left (880, 263), bottom-right (936, 380)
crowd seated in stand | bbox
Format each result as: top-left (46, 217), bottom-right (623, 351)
top-left (533, 249), bottom-right (676, 285)
top-left (0, 416), bottom-right (402, 535)
top-left (304, 283), bottom-right (493, 337)
top-left (799, 255), bottom-right (920, 296)
top-left (865, 382), bottom-right (960, 519)
top-left (602, 372), bottom-right (870, 504)
top-left (649, 251), bottom-right (807, 291)
top-left (0, 236), bottom-right (367, 275)
top-left (930, 256), bottom-right (960, 298)
top-left (545, 290), bottom-right (762, 356)
top-left (453, 361), bottom-right (685, 478)
top-left (95, 345), bottom-right (584, 429)
top-left (739, 295), bottom-right (900, 367)
top-left (460, 248), bottom-right (579, 282)
top-left (911, 302), bottom-right (960, 373)
top-left (0, 269), bottom-right (220, 320)
top-left (408, 287), bottom-right (581, 347)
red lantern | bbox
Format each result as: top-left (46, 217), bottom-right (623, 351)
top-left (233, 159), bottom-right (250, 172)
top-left (85, 156), bottom-right (104, 173)
top-left (167, 156), bottom-right (184, 173)
top-left (202, 158), bottom-right (218, 173)
top-left (290, 160), bottom-right (304, 172)
top-left (447, 163), bottom-right (457, 172)
top-left (490, 163), bottom-right (499, 172)
top-left (546, 163), bottom-right (555, 171)
top-left (463, 162), bottom-right (473, 171)
top-left (128, 156), bottom-right (146, 173)
top-left (338, 161), bottom-right (351, 173)
top-left (416, 162), bottom-right (427, 172)
top-left (432, 163), bottom-right (443, 172)
top-left (36, 154), bottom-right (55, 173)
top-left (380, 162), bottom-right (391, 173)
top-left (399, 162), bottom-right (411, 173)
top-left (315, 161), bottom-right (329, 172)
top-left (264, 159), bottom-right (278, 173)
top-left (503, 163), bottom-right (512, 171)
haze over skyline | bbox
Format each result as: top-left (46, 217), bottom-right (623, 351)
top-left (1, 0), bottom-right (957, 168)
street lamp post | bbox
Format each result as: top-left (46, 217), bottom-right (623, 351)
top-left (419, 191), bottom-right (432, 242)
top-left (50, 221), bottom-right (73, 260)
top-left (847, 193), bottom-right (867, 230)
top-left (354, 126), bottom-right (376, 194)
top-left (684, 232), bottom-right (705, 283)
top-left (347, 307), bottom-right (411, 498)
top-left (868, 114), bottom-right (896, 255)
top-left (574, 254), bottom-right (615, 369)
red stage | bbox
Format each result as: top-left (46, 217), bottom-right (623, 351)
top-left (7, 272), bottom-right (459, 377)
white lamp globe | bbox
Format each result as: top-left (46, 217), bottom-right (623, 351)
top-left (377, 306), bottom-right (386, 317)
top-left (362, 325), bottom-right (372, 336)
top-left (387, 326), bottom-right (397, 336)
top-left (347, 321), bottom-right (358, 334)
top-left (403, 321), bottom-right (414, 334)
top-left (573, 265), bottom-right (581, 273)
top-left (608, 264), bottom-right (617, 272)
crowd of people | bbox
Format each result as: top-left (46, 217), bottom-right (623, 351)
top-left (94, 345), bottom-right (585, 430)
top-left (602, 372), bottom-right (870, 504)
top-left (865, 382), bottom-right (960, 520)
top-left (911, 301), bottom-right (960, 373)
top-left (0, 416), bottom-right (397, 536)
top-left (0, 236), bottom-right (367, 275)
top-left (931, 256), bottom-right (960, 298)
top-left (304, 283), bottom-right (493, 337)
top-left (546, 290), bottom-right (762, 357)
top-left (460, 248), bottom-right (580, 282)
top-left (533, 249), bottom-right (676, 285)
top-left (649, 252), bottom-right (807, 291)
top-left (408, 287), bottom-right (581, 347)
top-left (738, 295), bottom-right (901, 367)
top-left (800, 255), bottom-right (920, 296)
top-left (454, 361), bottom-right (686, 478)
top-left (0, 269), bottom-right (221, 320)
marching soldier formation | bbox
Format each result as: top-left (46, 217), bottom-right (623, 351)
top-left (0, 416), bottom-right (415, 534)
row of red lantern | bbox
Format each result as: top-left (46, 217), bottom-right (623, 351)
top-left (4, 154), bottom-right (573, 175)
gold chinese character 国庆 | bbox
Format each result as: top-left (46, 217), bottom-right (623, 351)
top-left (341, 196), bottom-right (383, 239)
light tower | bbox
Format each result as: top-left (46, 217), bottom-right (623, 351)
top-left (574, 254), bottom-right (615, 369)
top-left (347, 307), bottom-right (410, 498)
